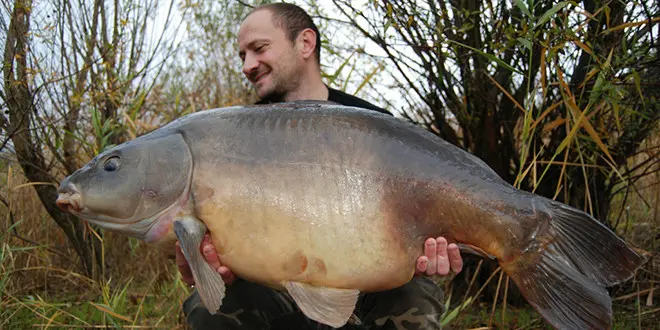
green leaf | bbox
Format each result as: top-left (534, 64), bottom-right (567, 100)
top-left (5, 219), bottom-right (24, 234)
top-left (129, 91), bottom-right (147, 121)
top-left (326, 51), bottom-right (355, 86)
top-left (612, 101), bottom-right (622, 132)
top-left (515, 0), bottom-right (532, 18)
top-left (10, 245), bottom-right (48, 252)
top-left (91, 109), bottom-right (101, 137)
top-left (441, 297), bottom-right (473, 326)
top-left (517, 37), bottom-right (533, 51)
top-left (534, 2), bottom-right (574, 30)
top-left (631, 69), bottom-right (645, 107)
top-left (341, 63), bottom-right (356, 92)
top-left (354, 62), bottom-right (382, 95)
top-left (589, 71), bottom-right (607, 104)
top-left (63, 129), bottom-right (94, 151)
top-left (447, 39), bottom-right (524, 75)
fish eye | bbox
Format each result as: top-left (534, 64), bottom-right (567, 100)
top-left (103, 156), bottom-right (121, 172)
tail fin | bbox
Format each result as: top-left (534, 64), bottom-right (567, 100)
top-left (502, 198), bottom-right (645, 329)
top-left (545, 200), bottom-right (644, 286)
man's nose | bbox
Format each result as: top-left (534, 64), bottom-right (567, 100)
top-left (242, 53), bottom-right (258, 76)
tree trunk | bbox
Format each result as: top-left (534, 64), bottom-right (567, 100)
top-left (4, 0), bottom-right (104, 279)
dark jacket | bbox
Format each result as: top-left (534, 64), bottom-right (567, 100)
top-left (255, 86), bottom-right (393, 116)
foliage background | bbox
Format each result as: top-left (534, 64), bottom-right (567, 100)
top-left (1, 0), bottom-right (658, 328)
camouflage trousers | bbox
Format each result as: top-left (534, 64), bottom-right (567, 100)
top-left (182, 277), bottom-right (445, 330)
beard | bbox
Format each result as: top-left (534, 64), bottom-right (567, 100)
top-left (255, 58), bottom-right (304, 103)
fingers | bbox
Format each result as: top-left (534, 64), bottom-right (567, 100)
top-left (416, 237), bottom-right (462, 277)
top-left (200, 234), bottom-right (236, 284)
top-left (447, 243), bottom-right (463, 274)
top-left (175, 241), bottom-right (195, 285)
top-left (424, 238), bottom-right (437, 276)
top-left (415, 256), bottom-right (429, 275)
top-left (435, 237), bottom-right (450, 276)
top-left (177, 233), bottom-right (237, 286)
top-left (218, 266), bottom-right (236, 285)
top-left (201, 234), bottom-right (221, 270)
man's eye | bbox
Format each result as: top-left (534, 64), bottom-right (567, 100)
top-left (255, 45), bottom-right (265, 52)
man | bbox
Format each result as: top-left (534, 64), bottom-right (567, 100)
top-left (177, 3), bottom-right (463, 329)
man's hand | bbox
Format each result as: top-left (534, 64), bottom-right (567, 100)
top-left (175, 233), bottom-right (236, 286)
top-left (415, 237), bottom-right (463, 276)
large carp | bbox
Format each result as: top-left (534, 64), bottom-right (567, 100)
top-left (56, 102), bottom-right (643, 329)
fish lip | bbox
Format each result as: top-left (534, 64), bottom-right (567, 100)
top-left (67, 208), bottom-right (128, 225)
top-left (70, 206), bottom-right (164, 241)
top-left (56, 184), bottom-right (84, 213)
top-left (57, 181), bottom-right (79, 195)
top-left (60, 191), bottom-right (178, 229)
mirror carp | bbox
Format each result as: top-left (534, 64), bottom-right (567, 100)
top-left (56, 102), bottom-right (644, 329)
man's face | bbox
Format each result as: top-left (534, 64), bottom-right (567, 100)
top-left (238, 10), bottom-right (303, 100)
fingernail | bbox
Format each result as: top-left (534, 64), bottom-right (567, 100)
top-left (203, 246), bottom-right (213, 256)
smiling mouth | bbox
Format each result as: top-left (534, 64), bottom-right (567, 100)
top-left (253, 71), bottom-right (269, 84)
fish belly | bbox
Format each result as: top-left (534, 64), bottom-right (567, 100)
top-left (191, 161), bottom-right (417, 292)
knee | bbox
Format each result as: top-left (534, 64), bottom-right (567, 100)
top-left (181, 284), bottom-right (256, 330)
top-left (182, 289), bottom-right (203, 317)
top-left (181, 279), bottom-right (295, 330)
top-left (358, 278), bottom-right (446, 329)
top-left (389, 277), bottom-right (445, 307)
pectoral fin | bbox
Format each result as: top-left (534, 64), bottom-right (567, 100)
top-left (174, 216), bottom-right (226, 314)
top-left (284, 281), bottom-right (359, 328)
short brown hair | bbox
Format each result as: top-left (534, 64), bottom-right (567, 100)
top-left (249, 3), bottom-right (321, 65)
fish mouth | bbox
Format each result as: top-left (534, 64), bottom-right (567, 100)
top-left (57, 203), bottom-right (163, 242)
top-left (56, 182), bottom-right (153, 232)
top-left (56, 187), bottom-right (188, 243)
top-left (56, 183), bottom-right (84, 214)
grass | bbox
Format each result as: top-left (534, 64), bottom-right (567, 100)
top-left (1, 276), bottom-right (190, 329)
top-left (0, 227), bottom-right (192, 329)
top-left (0, 163), bottom-right (192, 329)
top-left (443, 302), bottom-right (658, 330)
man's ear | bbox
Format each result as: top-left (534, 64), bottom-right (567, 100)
top-left (297, 28), bottom-right (317, 60)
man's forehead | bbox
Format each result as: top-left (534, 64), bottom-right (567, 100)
top-left (238, 10), bottom-right (279, 41)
